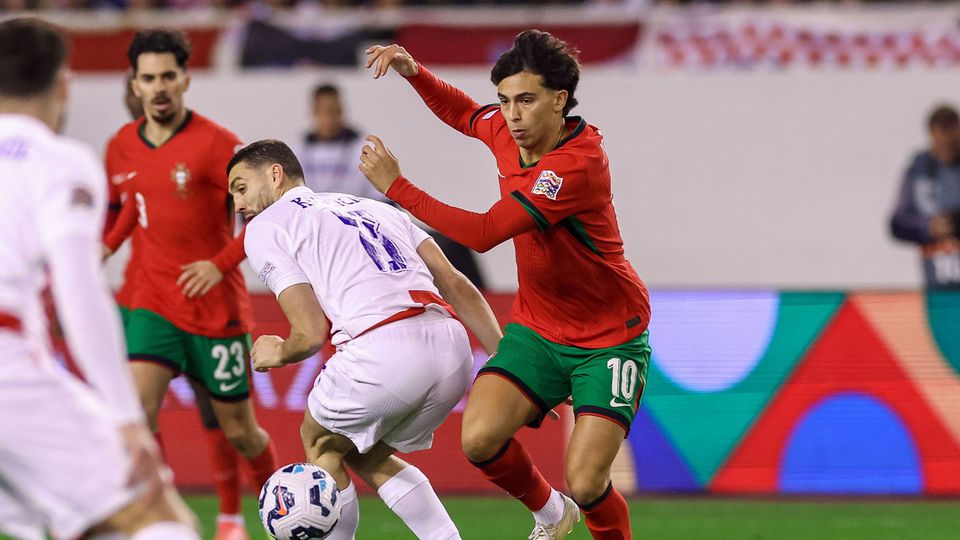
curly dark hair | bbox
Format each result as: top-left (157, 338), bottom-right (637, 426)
top-left (128, 28), bottom-right (191, 73)
top-left (490, 30), bottom-right (581, 116)
top-left (0, 18), bottom-right (68, 97)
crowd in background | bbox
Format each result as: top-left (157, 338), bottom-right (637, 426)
top-left (4, 0), bottom-right (955, 13)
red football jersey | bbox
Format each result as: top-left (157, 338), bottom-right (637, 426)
top-left (104, 111), bottom-right (251, 337)
top-left (399, 67), bottom-right (650, 348)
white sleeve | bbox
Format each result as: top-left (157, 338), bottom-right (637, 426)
top-left (399, 208), bottom-right (432, 247)
top-left (245, 220), bottom-right (310, 297)
top-left (38, 142), bottom-right (144, 425)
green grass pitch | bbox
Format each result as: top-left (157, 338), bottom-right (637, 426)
top-left (3, 495), bottom-right (957, 539)
top-left (192, 495), bottom-right (957, 540)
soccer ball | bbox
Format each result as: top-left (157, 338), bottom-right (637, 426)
top-left (259, 463), bottom-right (342, 540)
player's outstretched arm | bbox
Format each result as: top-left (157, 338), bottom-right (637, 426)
top-left (417, 238), bottom-right (502, 355)
top-left (366, 44), bottom-right (482, 137)
top-left (360, 135), bottom-right (537, 252)
top-left (251, 283), bottom-right (329, 372)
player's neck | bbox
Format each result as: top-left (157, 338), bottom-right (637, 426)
top-left (0, 96), bottom-right (58, 131)
top-left (142, 107), bottom-right (189, 147)
top-left (520, 118), bottom-right (567, 165)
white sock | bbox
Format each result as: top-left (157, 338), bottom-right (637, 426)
top-left (327, 481), bottom-right (359, 540)
top-left (533, 489), bottom-right (565, 525)
top-left (217, 513), bottom-right (244, 525)
top-left (377, 465), bottom-right (460, 540)
top-left (131, 522), bottom-right (200, 540)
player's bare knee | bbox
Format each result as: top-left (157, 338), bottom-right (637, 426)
top-left (566, 471), bottom-right (608, 506)
top-left (461, 424), bottom-right (506, 463)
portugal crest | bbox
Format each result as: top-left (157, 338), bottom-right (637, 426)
top-left (171, 162), bottom-right (191, 196)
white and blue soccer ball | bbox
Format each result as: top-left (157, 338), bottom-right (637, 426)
top-left (259, 463), bottom-right (342, 540)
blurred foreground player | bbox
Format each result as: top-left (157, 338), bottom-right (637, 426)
top-left (364, 30), bottom-right (651, 539)
top-left (102, 28), bottom-right (277, 540)
top-left (230, 140), bottom-right (504, 539)
top-left (0, 17), bottom-right (199, 540)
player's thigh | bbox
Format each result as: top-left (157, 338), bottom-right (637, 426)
top-left (464, 324), bottom-right (571, 449)
top-left (186, 375), bottom-right (220, 430)
top-left (183, 333), bottom-right (252, 402)
top-left (301, 409), bottom-right (358, 488)
top-left (568, 330), bottom-right (651, 435)
top-left (125, 309), bottom-right (188, 413)
top-left (0, 359), bottom-right (146, 539)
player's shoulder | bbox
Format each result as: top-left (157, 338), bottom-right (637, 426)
top-left (546, 118), bottom-right (606, 172)
top-left (107, 118), bottom-right (144, 149)
top-left (190, 111), bottom-right (241, 143)
top-left (470, 103), bottom-right (504, 130)
top-left (41, 133), bottom-right (102, 176)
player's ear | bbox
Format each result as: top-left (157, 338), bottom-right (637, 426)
top-left (182, 71), bottom-right (191, 92)
top-left (554, 90), bottom-right (568, 114)
top-left (271, 163), bottom-right (283, 186)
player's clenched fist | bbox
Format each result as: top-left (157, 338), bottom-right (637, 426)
top-left (365, 44), bottom-right (419, 79)
top-left (359, 135), bottom-right (401, 194)
top-left (251, 334), bottom-right (285, 372)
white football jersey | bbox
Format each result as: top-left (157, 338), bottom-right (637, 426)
top-left (245, 186), bottom-right (449, 345)
top-left (0, 114), bottom-right (106, 358)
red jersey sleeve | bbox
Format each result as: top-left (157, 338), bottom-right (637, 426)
top-left (510, 155), bottom-right (602, 229)
top-left (103, 196), bottom-right (137, 252)
top-left (102, 137), bottom-right (123, 240)
top-left (386, 176), bottom-right (537, 253)
top-left (208, 128), bottom-right (246, 271)
top-left (405, 65), bottom-right (500, 148)
top-left (211, 227), bottom-right (246, 273)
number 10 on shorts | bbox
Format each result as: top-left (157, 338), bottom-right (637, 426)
top-left (607, 357), bottom-right (642, 408)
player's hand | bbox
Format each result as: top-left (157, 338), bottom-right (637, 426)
top-left (365, 44), bottom-right (419, 79)
top-left (177, 260), bottom-right (223, 298)
top-left (102, 244), bottom-right (114, 261)
top-left (252, 335), bottom-right (286, 372)
top-left (360, 135), bottom-right (401, 194)
top-left (119, 422), bottom-right (170, 491)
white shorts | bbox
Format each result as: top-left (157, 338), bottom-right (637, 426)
top-left (0, 337), bottom-right (139, 540)
top-left (307, 311), bottom-right (472, 454)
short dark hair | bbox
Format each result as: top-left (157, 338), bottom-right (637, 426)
top-left (227, 139), bottom-right (305, 182)
top-left (128, 28), bottom-right (191, 73)
top-left (929, 105), bottom-right (960, 131)
top-left (313, 83), bottom-right (340, 101)
top-left (0, 18), bottom-right (68, 98)
top-left (491, 30), bottom-right (581, 116)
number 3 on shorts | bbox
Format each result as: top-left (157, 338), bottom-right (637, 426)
top-left (607, 357), bottom-right (643, 408)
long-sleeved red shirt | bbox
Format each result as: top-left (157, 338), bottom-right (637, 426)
top-left (387, 65), bottom-right (650, 348)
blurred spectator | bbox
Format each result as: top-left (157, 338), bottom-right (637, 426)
top-left (296, 83), bottom-right (388, 201)
top-left (890, 104), bottom-right (960, 289)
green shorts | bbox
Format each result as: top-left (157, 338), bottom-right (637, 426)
top-left (124, 308), bottom-right (252, 401)
top-left (479, 323), bottom-right (651, 433)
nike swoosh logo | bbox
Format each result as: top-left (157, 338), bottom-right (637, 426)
top-left (609, 398), bottom-right (631, 408)
top-left (111, 171), bottom-right (137, 185)
top-left (497, 168), bottom-right (506, 179)
top-left (219, 380), bottom-right (242, 392)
